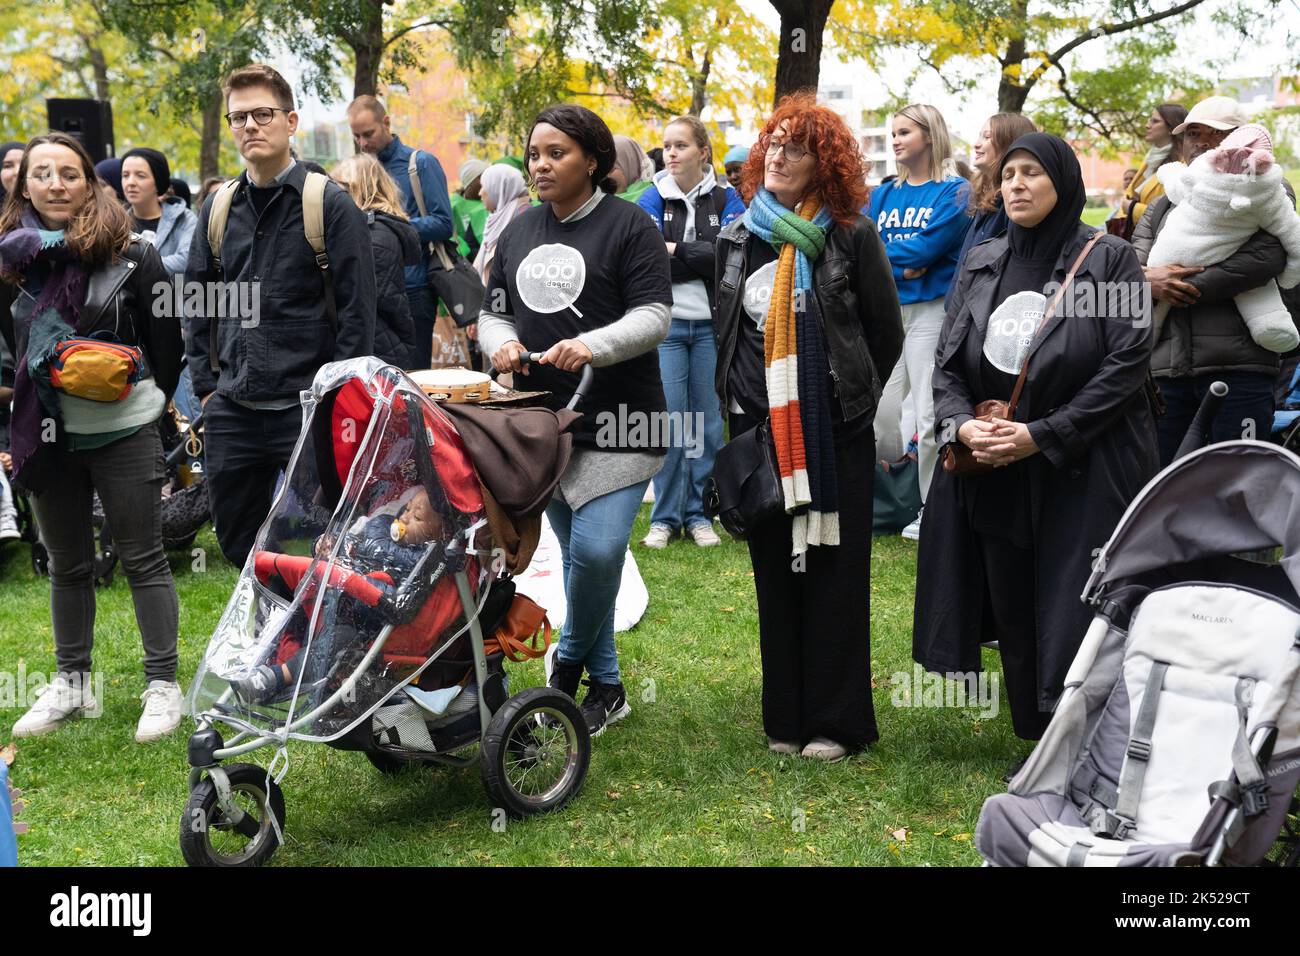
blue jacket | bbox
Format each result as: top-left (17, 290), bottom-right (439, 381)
top-left (637, 169), bottom-right (745, 317)
top-left (377, 136), bottom-right (454, 291)
top-left (867, 176), bottom-right (970, 305)
top-left (943, 204), bottom-right (1008, 314)
top-left (151, 196), bottom-right (198, 276)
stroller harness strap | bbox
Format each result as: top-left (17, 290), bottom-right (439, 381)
top-left (1092, 660), bottom-right (1169, 840)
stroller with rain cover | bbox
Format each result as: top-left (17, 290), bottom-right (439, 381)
top-left (977, 399), bottom-right (1300, 865)
top-left (181, 356), bottom-right (590, 867)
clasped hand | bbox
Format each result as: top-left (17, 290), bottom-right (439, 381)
top-left (957, 418), bottom-right (1039, 467)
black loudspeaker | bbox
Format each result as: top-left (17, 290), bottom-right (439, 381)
top-left (45, 98), bottom-right (115, 163)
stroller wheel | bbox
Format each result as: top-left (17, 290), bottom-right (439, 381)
top-left (180, 763), bottom-right (285, 867)
top-left (480, 687), bottom-right (590, 819)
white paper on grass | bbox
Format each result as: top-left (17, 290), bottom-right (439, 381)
top-left (512, 514), bottom-right (649, 633)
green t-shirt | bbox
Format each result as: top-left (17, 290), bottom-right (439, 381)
top-left (616, 179), bottom-right (654, 205)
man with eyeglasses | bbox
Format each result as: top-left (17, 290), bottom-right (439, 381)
top-left (185, 63), bottom-right (376, 566)
top-left (347, 94), bottom-right (454, 369)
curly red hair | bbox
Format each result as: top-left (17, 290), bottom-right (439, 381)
top-left (738, 92), bottom-right (869, 226)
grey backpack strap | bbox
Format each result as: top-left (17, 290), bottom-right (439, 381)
top-left (205, 179), bottom-right (241, 373)
top-left (1091, 660), bottom-right (1169, 840)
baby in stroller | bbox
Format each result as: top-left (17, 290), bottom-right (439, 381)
top-left (233, 486), bottom-right (447, 704)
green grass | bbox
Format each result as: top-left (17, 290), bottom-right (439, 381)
top-left (0, 510), bottom-right (1024, 866)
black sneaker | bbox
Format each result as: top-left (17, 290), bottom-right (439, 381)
top-left (579, 680), bottom-right (631, 738)
top-left (544, 644), bottom-right (583, 701)
top-left (230, 664), bottom-right (283, 703)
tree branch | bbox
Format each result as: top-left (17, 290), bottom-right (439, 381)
top-left (1053, 62), bottom-right (1114, 139)
top-left (384, 17), bottom-right (456, 48)
top-left (1024, 0), bottom-right (1206, 88)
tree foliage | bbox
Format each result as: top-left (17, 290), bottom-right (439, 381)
top-left (834, 0), bottom-right (1292, 148)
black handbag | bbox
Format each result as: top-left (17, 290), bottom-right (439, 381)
top-left (703, 418), bottom-right (784, 540)
top-left (427, 240), bottom-right (485, 328)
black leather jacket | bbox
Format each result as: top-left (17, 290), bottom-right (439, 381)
top-left (713, 215), bottom-right (904, 424)
top-left (1, 237), bottom-right (182, 399)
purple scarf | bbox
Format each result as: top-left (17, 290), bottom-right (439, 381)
top-left (0, 212), bottom-right (92, 490)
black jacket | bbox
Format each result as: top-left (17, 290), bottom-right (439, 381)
top-left (369, 210), bottom-right (420, 368)
top-left (1132, 184), bottom-right (1292, 379)
top-left (914, 224), bottom-right (1159, 710)
top-left (185, 163), bottom-right (376, 402)
top-left (1, 237), bottom-right (181, 400)
top-left (713, 215), bottom-right (904, 425)
top-left (643, 182), bottom-right (739, 313)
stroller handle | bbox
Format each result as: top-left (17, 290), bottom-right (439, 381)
top-left (526, 351), bottom-right (594, 412)
top-left (1172, 380), bottom-right (1229, 462)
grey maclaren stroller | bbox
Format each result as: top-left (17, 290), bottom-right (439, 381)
top-left (977, 437), bottom-right (1300, 867)
top-left (180, 357), bottom-right (590, 867)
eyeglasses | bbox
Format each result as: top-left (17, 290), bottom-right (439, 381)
top-left (225, 107), bottom-right (289, 129)
top-left (765, 138), bottom-right (811, 163)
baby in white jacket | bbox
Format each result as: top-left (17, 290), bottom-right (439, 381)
top-left (1147, 124), bottom-right (1300, 352)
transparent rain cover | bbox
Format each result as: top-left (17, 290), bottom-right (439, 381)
top-left (189, 358), bottom-right (488, 744)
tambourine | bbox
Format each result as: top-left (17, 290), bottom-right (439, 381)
top-left (409, 367), bottom-right (492, 403)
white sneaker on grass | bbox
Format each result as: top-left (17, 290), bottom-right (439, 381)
top-left (901, 507), bottom-right (924, 541)
top-left (12, 674), bottom-right (99, 737)
top-left (641, 523), bottom-right (673, 549)
top-left (136, 680), bottom-right (184, 742)
top-left (688, 522), bottom-right (721, 547)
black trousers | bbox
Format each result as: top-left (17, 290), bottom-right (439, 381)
top-left (203, 394), bottom-right (301, 567)
top-left (736, 413), bottom-right (878, 751)
top-left (973, 531), bottom-right (1052, 741)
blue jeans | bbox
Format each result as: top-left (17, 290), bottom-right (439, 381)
top-left (649, 318), bottom-right (723, 531)
top-left (1155, 372), bottom-right (1276, 466)
top-left (546, 479), bottom-right (649, 684)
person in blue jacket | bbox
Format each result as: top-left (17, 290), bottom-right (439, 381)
top-left (348, 95), bottom-right (455, 369)
top-left (637, 115), bottom-right (745, 549)
top-left (944, 112), bottom-right (1038, 317)
top-left (868, 104), bottom-right (970, 540)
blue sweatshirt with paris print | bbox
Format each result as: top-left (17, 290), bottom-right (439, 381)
top-left (867, 176), bottom-right (970, 305)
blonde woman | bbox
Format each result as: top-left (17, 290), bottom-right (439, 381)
top-left (331, 153), bottom-right (421, 368)
top-left (868, 103), bottom-right (971, 539)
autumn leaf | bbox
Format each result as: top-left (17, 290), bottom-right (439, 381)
top-left (0, 743), bottom-right (15, 766)
top-left (889, 827), bottom-right (909, 843)
top-left (952, 832), bottom-right (972, 842)
top-left (605, 790), bottom-right (621, 800)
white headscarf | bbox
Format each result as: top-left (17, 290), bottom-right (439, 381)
top-left (474, 164), bottom-right (530, 277)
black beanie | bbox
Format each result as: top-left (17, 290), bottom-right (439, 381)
top-left (122, 147), bottom-right (171, 198)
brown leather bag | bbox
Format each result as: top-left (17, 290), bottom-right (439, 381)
top-left (485, 593), bottom-right (552, 662)
top-left (941, 232), bottom-right (1105, 477)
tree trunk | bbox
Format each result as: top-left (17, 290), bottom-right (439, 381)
top-left (770, 0), bottom-right (835, 106)
top-left (351, 0), bottom-right (386, 98)
top-left (199, 84), bottom-right (224, 181)
top-left (997, 0), bottom-right (1030, 113)
top-left (690, 50), bottom-right (712, 116)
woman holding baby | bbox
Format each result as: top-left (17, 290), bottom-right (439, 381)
top-left (912, 132), bottom-right (1160, 753)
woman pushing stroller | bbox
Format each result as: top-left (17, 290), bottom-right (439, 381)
top-left (477, 104), bottom-right (674, 738)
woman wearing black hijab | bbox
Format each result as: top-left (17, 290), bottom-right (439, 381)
top-left (912, 133), bottom-right (1159, 746)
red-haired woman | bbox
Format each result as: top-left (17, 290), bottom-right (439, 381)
top-left (714, 92), bottom-right (904, 760)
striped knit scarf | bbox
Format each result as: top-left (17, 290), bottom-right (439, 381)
top-left (744, 188), bottom-right (839, 553)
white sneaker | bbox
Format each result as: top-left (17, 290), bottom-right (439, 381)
top-left (641, 524), bottom-right (673, 549)
top-left (0, 502), bottom-right (18, 542)
top-left (136, 680), bottom-right (183, 742)
top-left (901, 507), bottom-right (924, 541)
top-left (12, 674), bottom-right (98, 737)
top-left (688, 523), bottom-right (721, 547)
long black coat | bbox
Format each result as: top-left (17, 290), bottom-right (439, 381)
top-left (912, 223), bottom-right (1160, 710)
